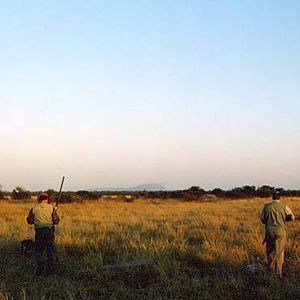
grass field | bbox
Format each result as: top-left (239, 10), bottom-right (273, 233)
top-left (0, 197), bottom-right (299, 299)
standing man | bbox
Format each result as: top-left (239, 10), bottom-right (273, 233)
top-left (260, 192), bottom-right (295, 278)
top-left (27, 192), bottom-right (59, 276)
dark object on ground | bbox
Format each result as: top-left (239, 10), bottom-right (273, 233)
top-left (20, 239), bottom-right (35, 258)
top-left (101, 258), bottom-right (155, 270)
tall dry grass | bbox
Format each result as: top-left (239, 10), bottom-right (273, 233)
top-left (0, 197), bottom-right (299, 299)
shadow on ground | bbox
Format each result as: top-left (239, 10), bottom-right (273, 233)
top-left (0, 235), bottom-right (300, 300)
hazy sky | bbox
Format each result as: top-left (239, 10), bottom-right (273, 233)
top-left (1, 1), bottom-right (300, 191)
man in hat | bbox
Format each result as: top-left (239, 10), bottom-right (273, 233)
top-left (27, 193), bottom-right (59, 275)
top-left (260, 193), bottom-right (295, 278)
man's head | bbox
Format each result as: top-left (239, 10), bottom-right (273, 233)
top-left (272, 192), bottom-right (281, 201)
top-left (38, 192), bottom-right (50, 203)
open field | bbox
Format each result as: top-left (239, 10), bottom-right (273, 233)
top-left (0, 197), bottom-right (300, 299)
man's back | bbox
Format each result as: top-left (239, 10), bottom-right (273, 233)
top-left (32, 202), bottom-right (54, 228)
top-left (260, 200), bottom-right (293, 237)
top-left (260, 195), bottom-right (295, 277)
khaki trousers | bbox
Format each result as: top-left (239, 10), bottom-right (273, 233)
top-left (265, 235), bottom-right (286, 277)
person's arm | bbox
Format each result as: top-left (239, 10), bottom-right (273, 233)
top-left (285, 205), bottom-right (295, 222)
top-left (52, 207), bottom-right (60, 225)
top-left (27, 209), bottom-right (34, 225)
top-left (260, 206), bottom-right (266, 224)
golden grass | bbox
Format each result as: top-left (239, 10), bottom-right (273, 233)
top-left (0, 197), bottom-right (300, 299)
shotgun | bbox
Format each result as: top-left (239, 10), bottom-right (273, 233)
top-left (55, 176), bottom-right (65, 208)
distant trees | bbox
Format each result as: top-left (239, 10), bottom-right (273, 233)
top-left (241, 185), bottom-right (256, 196)
top-left (76, 190), bottom-right (99, 200)
top-left (256, 185), bottom-right (275, 198)
top-left (225, 186), bottom-right (257, 198)
top-left (4, 184), bottom-right (300, 202)
top-left (12, 186), bottom-right (31, 200)
top-left (211, 188), bottom-right (225, 197)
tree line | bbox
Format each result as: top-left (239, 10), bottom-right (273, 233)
top-left (1, 185), bottom-right (300, 203)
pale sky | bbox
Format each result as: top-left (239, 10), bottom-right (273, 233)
top-left (1, 1), bottom-right (300, 191)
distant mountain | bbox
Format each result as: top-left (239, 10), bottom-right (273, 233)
top-left (90, 184), bottom-right (165, 192)
top-left (129, 184), bottom-right (165, 191)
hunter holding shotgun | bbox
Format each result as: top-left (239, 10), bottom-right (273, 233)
top-left (260, 192), bottom-right (295, 278)
top-left (27, 177), bottom-right (65, 276)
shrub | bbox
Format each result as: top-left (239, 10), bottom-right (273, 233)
top-left (12, 186), bottom-right (31, 200)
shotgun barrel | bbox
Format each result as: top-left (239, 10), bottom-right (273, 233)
top-left (55, 176), bottom-right (65, 208)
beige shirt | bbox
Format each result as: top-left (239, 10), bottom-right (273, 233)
top-left (260, 200), bottom-right (295, 237)
top-left (32, 202), bottom-right (54, 228)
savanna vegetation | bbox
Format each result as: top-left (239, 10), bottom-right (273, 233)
top-left (4, 184), bottom-right (300, 203)
top-left (0, 197), bottom-right (299, 299)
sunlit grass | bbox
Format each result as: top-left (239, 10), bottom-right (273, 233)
top-left (0, 197), bottom-right (299, 299)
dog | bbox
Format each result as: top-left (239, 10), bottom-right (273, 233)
top-left (20, 239), bottom-right (35, 258)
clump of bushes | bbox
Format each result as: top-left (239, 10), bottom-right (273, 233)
top-left (12, 186), bottom-right (31, 200)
